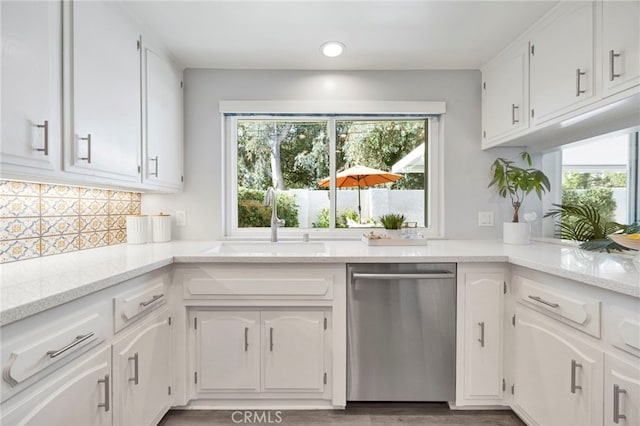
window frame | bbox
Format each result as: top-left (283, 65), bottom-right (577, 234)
top-left (222, 113), bottom-right (444, 240)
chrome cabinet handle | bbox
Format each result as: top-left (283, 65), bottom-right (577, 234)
top-left (609, 50), bottom-right (621, 81)
top-left (35, 120), bottom-right (49, 155)
top-left (478, 322), bottom-right (485, 347)
top-left (570, 359), bottom-right (582, 393)
top-left (613, 384), bottom-right (627, 423)
top-left (244, 327), bottom-right (249, 352)
top-left (79, 134), bottom-right (92, 163)
top-left (270, 327), bottom-right (274, 352)
top-left (149, 156), bottom-right (159, 177)
top-left (128, 352), bottom-right (139, 385)
top-left (528, 295), bottom-right (559, 308)
top-left (46, 332), bottom-right (95, 358)
top-left (511, 104), bottom-right (519, 125)
top-left (139, 294), bottom-right (163, 307)
top-left (576, 68), bottom-right (586, 96)
top-left (98, 374), bottom-right (110, 411)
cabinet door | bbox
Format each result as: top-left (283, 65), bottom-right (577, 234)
top-left (464, 272), bottom-right (504, 400)
top-left (1, 347), bottom-right (111, 426)
top-left (67, 0), bottom-right (141, 182)
top-left (482, 44), bottom-right (529, 144)
top-left (262, 311), bottom-right (326, 392)
top-left (1, 0), bottom-right (60, 173)
top-left (604, 353), bottom-right (640, 426)
top-left (530, 2), bottom-right (596, 124)
top-left (194, 311), bottom-right (260, 392)
top-left (113, 310), bottom-right (172, 426)
top-left (514, 306), bottom-right (603, 426)
top-left (602, 1), bottom-right (640, 97)
top-left (143, 46), bottom-right (183, 190)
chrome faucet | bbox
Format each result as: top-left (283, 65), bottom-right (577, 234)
top-left (263, 187), bottom-right (285, 242)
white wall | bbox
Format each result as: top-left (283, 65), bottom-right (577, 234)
top-left (143, 69), bottom-right (524, 240)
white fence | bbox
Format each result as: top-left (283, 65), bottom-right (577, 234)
top-left (285, 188), bottom-right (424, 227)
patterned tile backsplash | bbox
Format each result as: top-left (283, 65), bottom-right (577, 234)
top-left (0, 180), bottom-right (141, 263)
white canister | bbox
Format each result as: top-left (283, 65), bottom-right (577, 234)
top-left (151, 214), bottom-right (172, 243)
top-left (126, 215), bottom-right (149, 244)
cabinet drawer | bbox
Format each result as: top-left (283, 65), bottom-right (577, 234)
top-left (182, 266), bottom-right (335, 300)
top-left (606, 305), bottom-right (640, 359)
top-left (515, 275), bottom-right (601, 338)
top-left (114, 276), bottom-right (168, 333)
top-left (1, 300), bottom-right (110, 402)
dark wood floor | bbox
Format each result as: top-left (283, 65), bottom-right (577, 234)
top-left (158, 402), bottom-right (526, 425)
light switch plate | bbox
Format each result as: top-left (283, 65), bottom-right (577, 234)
top-left (176, 210), bottom-right (186, 226)
top-left (478, 211), bottom-right (494, 227)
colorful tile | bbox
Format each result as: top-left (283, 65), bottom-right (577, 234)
top-left (84, 215), bottom-right (109, 232)
top-left (79, 231), bottom-right (107, 249)
top-left (109, 215), bottom-right (127, 230)
top-left (41, 216), bottom-right (80, 236)
top-left (132, 192), bottom-right (142, 202)
top-left (78, 187), bottom-right (109, 200)
top-left (0, 181), bottom-right (40, 197)
top-left (0, 238), bottom-right (40, 263)
top-left (40, 184), bottom-right (79, 198)
top-left (112, 200), bottom-right (129, 215)
top-left (0, 217), bottom-right (41, 240)
top-left (130, 201), bottom-right (142, 215)
top-left (111, 191), bottom-right (130, 201)
top-left (113, 229), bottom-right (126, 244)
top-left (0, 196), bottom-right (41, 218)
top-left (40, 234), bottom-right (78, 256)
top-left (41, 198), bottom-right (79, 216)
top-left (80, 199), bottom-right (107, 215)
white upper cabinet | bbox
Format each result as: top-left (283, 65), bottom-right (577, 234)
top-left (1, 0), bottom-right (61, 175)
top-left (65, 0), bottom-right (141, 183)
top-left (143, 45), bottom-right (184, 191)
top-left (602, 1), bottom-right (640, 97)
top-left (482, 43), bottom-right (529, 145)
top-left (530, 2), bottom-right (596, 125)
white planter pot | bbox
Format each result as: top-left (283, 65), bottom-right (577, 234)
top-left (384, 229), bottom-right (403, 239)
top-left (503, 222), bottom-right (531, 245)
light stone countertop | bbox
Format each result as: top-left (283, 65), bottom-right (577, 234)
top-left (1, 239), bottom-right (638, 326)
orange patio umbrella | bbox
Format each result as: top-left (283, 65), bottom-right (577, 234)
top-left (318, 165), bottom-right (403, 220)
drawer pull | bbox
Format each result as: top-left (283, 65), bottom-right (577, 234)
top-left (478, 322), bottom-right (485, 347)
top-left (613, 384), bottom-right (627, 423)
top-left (575, 68), bottom-right (586, 97)
top-left (570, 359), bottom-right (582, 394)
top-left (609, 50), bottom-right (621, 82)
top-left (46, 332), bottom-right (95, 358)
top-left (139, 294), bottom-right (163, 307)
top-left (98, 374), bottom-right (110, 411)
top-left (128, 352), bottom-right (139, 385)
top-left (79, 134), bottom-right (92, 163)
top-left (35, 120), bottom-right (49, 155)
top-left (270, 327), bottom-right (274, 352)
top-left (244, 327), bottom-right (249, 352)
top-left (528, 295), bottom-right (559, 308)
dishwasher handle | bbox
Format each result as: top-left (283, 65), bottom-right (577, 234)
top-left (352, 272), bottom-right (455, 280)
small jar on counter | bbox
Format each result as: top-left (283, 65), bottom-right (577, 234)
top-left (151, 213), bottom-right (172, 243)
top-left (126, 215), bottom-right (150, 244)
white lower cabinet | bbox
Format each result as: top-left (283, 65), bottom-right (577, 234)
top-left (192, 310), bottom-right (329, 397)
top-left (604, 353), bottom-right (640, 426)
top-left (262, 311), bottom-right (326, 392)
top-left (514, 305), bottom-right (603, 425)
top-left (1, 346), bottom-right (112, 426)
top-left (195, 311), bottom-right (261, 393)
top-left (456, 265), bottom-right (506, 406)
top-left (112, 308), bottom-right (172, 426)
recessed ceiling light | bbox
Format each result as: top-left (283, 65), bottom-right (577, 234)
top-left (321, 41), bottom-right (345, 58)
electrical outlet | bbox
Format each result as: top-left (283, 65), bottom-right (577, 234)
top-left (176, 210), bottom-right (186, 226)
top-left (478, 211), bottom-right (494, 227)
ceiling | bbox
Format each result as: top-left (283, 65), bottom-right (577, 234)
top-left (123, 0), bottom-right (558, 70)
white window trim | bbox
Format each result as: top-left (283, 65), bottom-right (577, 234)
top-left (219, 100), bottom-right (446, 115)
top-left (222, 111), bottom-right (445, 240)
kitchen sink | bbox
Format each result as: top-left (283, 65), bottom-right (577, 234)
top-left (203, 241), bottom-right (327, 256)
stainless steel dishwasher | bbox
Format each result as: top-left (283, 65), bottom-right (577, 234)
top-left (347, 263), bottom-right (456, 401)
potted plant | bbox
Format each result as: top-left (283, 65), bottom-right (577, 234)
top-left (488, 152), bottom-right (551, 244)
top-left (379, 213), bottom-right (406, 239)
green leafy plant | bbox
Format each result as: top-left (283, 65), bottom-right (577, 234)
top-left (544, 202), bottom-right (640, 252)
top-left (312, 208), bottom-right (359, 228)
top-left (488, 152), bottom-right (551, 222)
top-left (237, 187), bottom-right (299, 228)
top-left (379, 213), bottom-right (406, 230)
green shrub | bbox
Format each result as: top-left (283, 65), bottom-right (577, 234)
top-left (237, 187), bottom-right (299, 228)
top-left (313, 207), bottom-right (360, 228)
